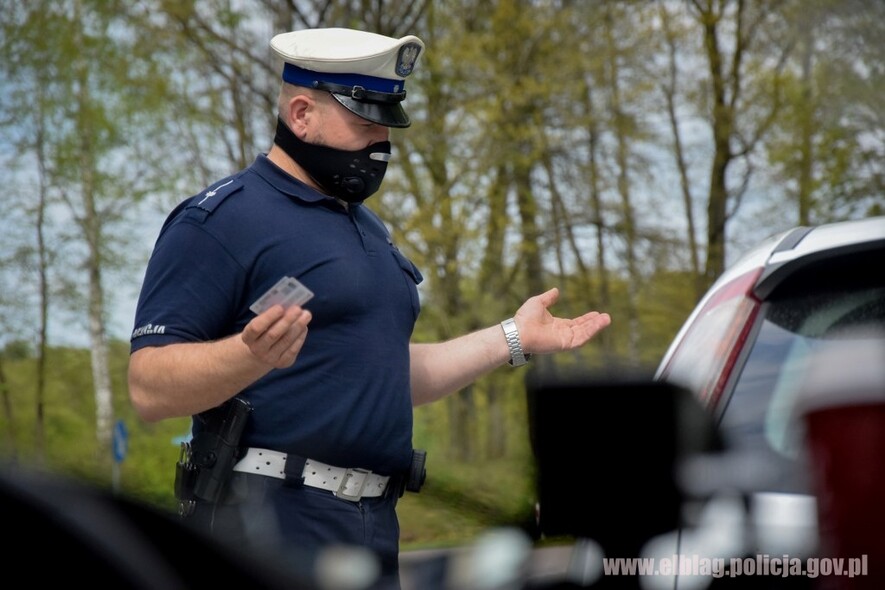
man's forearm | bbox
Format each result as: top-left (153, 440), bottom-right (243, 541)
top-left (128, 335), bottom-right (272, 422)
top-left (409, 325), bottom-right (510, 406)
top-left (408, 289), bottom-right (612, 406)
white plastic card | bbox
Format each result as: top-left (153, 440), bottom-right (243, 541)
top-left (249, 276), bottom-right (314, 315)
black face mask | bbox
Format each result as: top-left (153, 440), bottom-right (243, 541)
top-left (273, 117), bottom-right (391, 204)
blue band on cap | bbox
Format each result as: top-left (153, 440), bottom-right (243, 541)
top-left (282, 63), bottom-right (405, 95)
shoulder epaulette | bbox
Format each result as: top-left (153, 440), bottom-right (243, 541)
top-left (190, 177), bottom-right (244, 212)
top-left (182, 177), bottom-right (246, 223)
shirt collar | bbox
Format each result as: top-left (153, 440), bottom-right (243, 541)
top-left (251, 154), bottom-right (351, 211)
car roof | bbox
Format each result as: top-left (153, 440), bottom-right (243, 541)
top-left (756, 216), bottom-right (885, 298)
top-left (655, 216), bottom-right (885, 380)
top-left (704, 216), bottom-right (885, 301)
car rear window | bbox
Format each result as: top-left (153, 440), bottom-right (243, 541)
top-left (716, 249), bottom-right (885, 494)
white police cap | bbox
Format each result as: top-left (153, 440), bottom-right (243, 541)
top-left (271, 28), bottom-right (424, 128)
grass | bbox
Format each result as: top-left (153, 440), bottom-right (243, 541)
top-left (396, 458), bottom-right (538, 551)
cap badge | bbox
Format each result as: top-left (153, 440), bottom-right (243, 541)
top-left (396, 43), bottom-right (422, 77)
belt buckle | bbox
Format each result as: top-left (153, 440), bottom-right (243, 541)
top-left (335, 468), bottom-right (370, 502)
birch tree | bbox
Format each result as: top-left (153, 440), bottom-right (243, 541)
top-left (1, 0), bottom-right (176, 471)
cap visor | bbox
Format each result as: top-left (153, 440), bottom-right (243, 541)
top-left (332, 95), bottom-right (411, 128)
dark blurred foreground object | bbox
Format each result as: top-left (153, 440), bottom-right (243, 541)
top-left (797, 329), bottom-right (885, 590)
top-left (394, 377), bottom-right (724, 590)
top-left (527, 375), bottom-right (721, 559)
top-left (0, 465), bottom-right (374, 589)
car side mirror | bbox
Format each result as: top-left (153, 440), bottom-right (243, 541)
top-left (526, 373), bottom-right (722, 557)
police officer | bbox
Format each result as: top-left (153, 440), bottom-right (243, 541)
top-left (128, 27), bottom-right (611, 588)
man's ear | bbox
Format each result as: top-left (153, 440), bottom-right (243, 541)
top-left (286, 94), bottom-right (313, 138)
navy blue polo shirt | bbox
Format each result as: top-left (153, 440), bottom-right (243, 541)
top-left (131, 155), bottom-right (423, 474)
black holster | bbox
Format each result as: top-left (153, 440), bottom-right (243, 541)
top-left (397, 449), bottom-right (427, 497)
top-left (174, 397), bottom-right (252, 516)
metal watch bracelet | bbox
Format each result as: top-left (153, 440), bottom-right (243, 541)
top-left (501, 317), bottom-right (531, 367)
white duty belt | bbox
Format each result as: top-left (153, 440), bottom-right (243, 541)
top-left (232, 447), bottom-right (390, 501)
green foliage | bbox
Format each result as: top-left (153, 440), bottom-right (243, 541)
top-left (2, 341), bottom-right (32, 361)
top-left (0, 343), bottom-right (189, 513)
top-left (397, 457), bottom-right (537, 549)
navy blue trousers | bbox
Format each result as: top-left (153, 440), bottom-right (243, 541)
top-left (186, 472), bottom-right (402, 589)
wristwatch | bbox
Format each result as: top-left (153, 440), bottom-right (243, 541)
top-left (501, 318), bottom-right (531, 367)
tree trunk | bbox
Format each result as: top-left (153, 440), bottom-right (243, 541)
top-left (74, 0), bottom-right (114, 468)
top-left (581, 81), bottom-right (616, 361)
top-left (480, 165), bottom-right (509, 295)
top-left (485, 383), bottom-right (507, 459)
top-left (604, 7), bottom-right (641, 365)
top-left (88, 259), bottom-right (114, 462)
top-left (34, 86), bottom-right (50, 464)
top-left (796, 31), bottom-right (815, 226)
top-left (660, 3), bottom-right (704, 300)
top-left (448, 385), bottom-right (474, 462)
top-left (697, 0), bottom-right (736, 286)
top-left (514, 166), bottom-right (544, 296)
